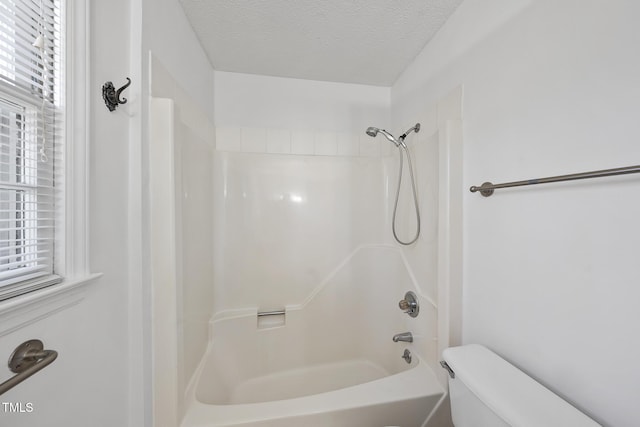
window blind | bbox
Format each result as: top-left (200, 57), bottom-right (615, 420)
top-left (0, 0), bottom-right (62, 300)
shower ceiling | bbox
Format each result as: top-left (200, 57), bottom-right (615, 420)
top-left (178, 0), bottom-right (463, 86)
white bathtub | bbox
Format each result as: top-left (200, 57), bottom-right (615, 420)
top-left (181, 246), bottom-right (445, 427)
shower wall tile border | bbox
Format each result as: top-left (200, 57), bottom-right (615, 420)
top-left (314, 131), bottom-right (338, 156)
top-left (266, 129), bottom-right (292, 154)
top-left (215, 127), bottom-right (242, 151)
top-left (216, 126), bottom-right (390, 158)
top-left (359, 134), bottom-right (380, 157)
top-left (337, 131), bottom-right (359, 156)
top-left (241, 127), bottom-right (267, 153)
top-left (291, 130), bottom-right (315, 155)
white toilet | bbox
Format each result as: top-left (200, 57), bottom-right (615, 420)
top-left (441, 344), bottom-right (601, 427)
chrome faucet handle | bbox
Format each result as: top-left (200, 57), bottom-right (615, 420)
top-left (398, 291), bottom-right (419, 318)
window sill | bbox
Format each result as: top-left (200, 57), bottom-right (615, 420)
top-left (0, 273), bottom-right (103, 337)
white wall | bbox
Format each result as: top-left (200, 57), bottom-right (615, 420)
top-left (393, 1), bottom-right (640, 426)
top-left (0, 1), bottom-right (132, 426)
top-left (214, 71), bottom-right (389, 132)
top-left (142, 0), bottom-right (215, 121)
top-left (0, 1), bottom-right (216, 427)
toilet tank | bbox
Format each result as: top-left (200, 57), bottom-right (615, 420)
top-left (442, 344), bottom-right (601, 427)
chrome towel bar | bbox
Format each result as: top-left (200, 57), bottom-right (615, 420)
top-left (0, 339), bottom-right (58, 396)
top-left (470, 164), bottom-right (640, 197)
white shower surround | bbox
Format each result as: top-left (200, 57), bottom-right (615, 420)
top-left (151, 66), bottom-right (463, 426)
top-left (150, 56), bottom-right (218, 427)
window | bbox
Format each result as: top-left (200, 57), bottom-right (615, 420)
top-left (0, 0), bottom-right (62, 300)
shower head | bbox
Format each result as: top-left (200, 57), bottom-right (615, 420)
top-left (365, 127), bottom-right (402, 147)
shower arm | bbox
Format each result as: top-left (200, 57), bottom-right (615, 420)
top-left (399, 123), bottom-right (421, 142)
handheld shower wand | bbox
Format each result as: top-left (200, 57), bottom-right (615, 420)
top-left (366, 124), bottom-right (420, 148)
top-left (365, 123), bottom-right (421, 245)
top-left (365, 127), bottom-right (405, 148)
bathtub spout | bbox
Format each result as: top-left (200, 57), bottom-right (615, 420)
top-left (392, 332), bottom-right (413, 343)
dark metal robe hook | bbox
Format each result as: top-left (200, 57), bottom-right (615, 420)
top-left (102, 77), bottom-right (131, 112)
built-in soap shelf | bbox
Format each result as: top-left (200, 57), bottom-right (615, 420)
top-left (257, 309), bottom-right (286, 329)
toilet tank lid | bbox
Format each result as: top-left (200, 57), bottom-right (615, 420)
top-left (442, 344), bottom-right (601, 427)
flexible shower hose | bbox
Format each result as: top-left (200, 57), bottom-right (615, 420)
top-left (392, 144), bottom-right (421, 245)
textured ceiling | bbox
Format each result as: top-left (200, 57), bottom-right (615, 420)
top-left (179, 0), bottom-right (463, 86)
